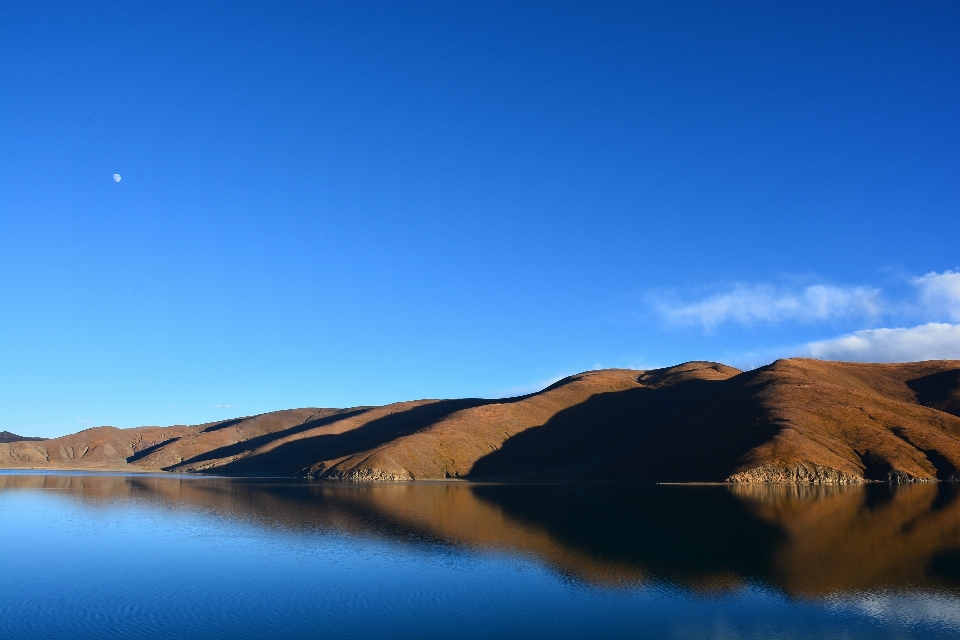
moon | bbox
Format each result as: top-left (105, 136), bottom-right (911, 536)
top-left (113, 174), bottom-right (121, 182)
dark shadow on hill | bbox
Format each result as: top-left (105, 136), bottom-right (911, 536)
top-left (167, 408), bottom-right (372, 472)
top-left (468, 370), bottom-right (776, 482)
top-left (891, 427), bottom-right (959, 480)
top-left (908, 368), bottom-right (960, 418)
top-left (466, 386), bottom-right (656, 479)
top-left (0, 431), bottom-right (46, 443)
top-left (206, 398), bottom-right (499, 476)
top-left (201, 418), bottom-right (248, 433)
top-left (128, 437), bottom-right (182, 464)
top-left (612, 369), bottom-right (782, 481)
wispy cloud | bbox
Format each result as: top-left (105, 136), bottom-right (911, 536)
top-left (650, 269), bottom-right (960, 332)
top-left (214, 404), bottom-right (233, 409)
top-left (805, 322), bottom-right (960, 363)
top-left (653, 284), bottom-right (882, 330)
top-left (913, 270), bottom-right (960, 321)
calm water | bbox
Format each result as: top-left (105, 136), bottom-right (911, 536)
top-left (2, 474), bottom-right (959, 639)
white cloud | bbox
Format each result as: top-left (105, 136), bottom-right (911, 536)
top-left (806, 322), bottom-right (960, 362)
top-left (913, 270), bottom-right (960, 321)
top-left (654, 284), bottom-right (882, 329)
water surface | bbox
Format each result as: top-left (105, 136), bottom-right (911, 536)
top-left (2, 473), bottom-right (959, 639)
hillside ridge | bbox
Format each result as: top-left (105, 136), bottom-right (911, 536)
top-left (2, 358), bottom-right (959, 483)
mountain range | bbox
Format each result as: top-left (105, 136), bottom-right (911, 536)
top-left (2, 358), bottom-right (959, 483)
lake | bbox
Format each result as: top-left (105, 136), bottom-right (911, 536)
top-left (1, 473), bottom-right (959, 639)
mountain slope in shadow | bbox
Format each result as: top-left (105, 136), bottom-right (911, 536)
top-left (1, 359), bottom-right (959, 483)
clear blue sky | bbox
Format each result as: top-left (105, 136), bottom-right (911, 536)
top-left (2, 1), bottom-right (959, 437)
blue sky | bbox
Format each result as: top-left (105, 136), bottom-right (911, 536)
top-left (2, 1), bottom-right (958, 437)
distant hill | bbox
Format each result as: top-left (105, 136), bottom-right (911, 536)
top-left (0, 431), bottom-right (45, 444)
top-left (2, 358), bottom-right (959, 483)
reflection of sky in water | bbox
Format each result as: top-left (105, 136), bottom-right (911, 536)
top-left (1, 474), bottom-right (959, 639)
top-left (826, 592), bottom-right (960, 632)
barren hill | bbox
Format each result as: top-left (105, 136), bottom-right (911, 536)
top-left (0, 431), bottom-right (45, 444)
top-left (2, 358), bottom-right (959, 483)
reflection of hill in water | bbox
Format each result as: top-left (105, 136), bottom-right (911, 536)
top-left (2, 474), bottom-right (959, 596)
top-left (730, 483), bottom-right (960, 596)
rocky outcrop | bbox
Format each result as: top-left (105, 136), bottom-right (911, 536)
top-left (886, 470), bottom-right (937, 483)
top-left (726, 463), bottom-right (865, 484)
top-left (726, 465), bottom-right (945, 484)
top-left (318, 467), bottom-right (414, 481)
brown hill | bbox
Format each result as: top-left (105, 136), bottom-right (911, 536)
top-left (2, 358), bottom-right (959, 482)
top-left (0, 431), bottom-right (45, 443)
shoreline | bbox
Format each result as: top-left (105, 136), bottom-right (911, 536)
top-left (1, 467), bottom-right (955, 485)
